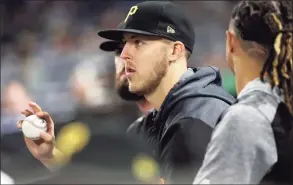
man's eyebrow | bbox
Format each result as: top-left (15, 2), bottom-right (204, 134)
top-left (130, 35), bottom-right (139, 39)
top-left (123, 35), bottom-right (140, 42)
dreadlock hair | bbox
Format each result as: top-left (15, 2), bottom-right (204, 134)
top-left (231, 0), bottom-right (293, 114)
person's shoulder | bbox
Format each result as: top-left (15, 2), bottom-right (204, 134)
top-left (173, 96), bottom-right (234, 129)
top-left (197, 83), bottom-right (236, 105)
top-left (177, 83), bottom-right (235, 117)
top-left (224, 103), bottom-right (260, 120)
top-left (219, 103), bottom-right (270, 131)
top-left (126, 116), bottom-right (146, 134)
top-left (237, 91), bottom-right (281, 122)
top-left (133, 116), bottom-right (145, 125)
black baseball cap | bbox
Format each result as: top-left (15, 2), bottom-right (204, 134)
top-left (99, 41), bottom-right (121, 52)
top-left (99, 22), bottom-right (125, 52)
top-left (98, 1), bottom-right (195, 53)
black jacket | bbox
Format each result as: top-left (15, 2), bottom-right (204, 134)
top-left (127, 66), bottom-right (235, 183)
top-left (261, 102), bottom-right (293, 185)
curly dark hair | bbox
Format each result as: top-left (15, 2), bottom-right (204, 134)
top-left (231, 0), bottom-right (293, 114)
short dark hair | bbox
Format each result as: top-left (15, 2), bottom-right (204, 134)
top-left (231, 0), bottom-right (293, 114)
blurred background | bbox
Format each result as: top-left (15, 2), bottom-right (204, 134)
top-left (1, 0), bottom-right (238, 184)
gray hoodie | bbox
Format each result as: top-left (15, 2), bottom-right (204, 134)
top-left (193, 78), bottom-right (293, 184)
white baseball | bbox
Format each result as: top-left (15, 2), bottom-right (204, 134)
top-left (21, 115), bottom-right (47, 140)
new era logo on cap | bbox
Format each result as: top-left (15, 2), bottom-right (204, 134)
top-left (167, 26), bottom-right (175, 34)
top-left (98, 1), bottom-right (195, 53)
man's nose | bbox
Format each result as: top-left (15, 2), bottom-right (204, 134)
top-left (120, 42), bottom-right (132, 61)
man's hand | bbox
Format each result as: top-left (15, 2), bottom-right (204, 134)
top-left (17, 102), bottom-right (61, 169)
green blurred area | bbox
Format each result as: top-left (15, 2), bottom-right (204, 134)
top-left (221, 70), bottom-right (236, 98)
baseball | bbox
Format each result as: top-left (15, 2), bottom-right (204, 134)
top-left (21, 115), bottom-right (47, 140)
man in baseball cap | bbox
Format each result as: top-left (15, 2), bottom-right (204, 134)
top-left (98, 1), bottom-right (235, 183)
top-left (14, 1), bottom-right (234, 184)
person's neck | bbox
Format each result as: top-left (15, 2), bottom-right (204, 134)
top-left (136, 99), bottom-right (153, 115)
top-left (234, 56), bottom-right (263, 95)
top-left (146, 62), bottom-right (187, 110)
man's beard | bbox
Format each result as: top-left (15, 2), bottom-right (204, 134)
top-left (116, 78), bottom-right (144, 101)
top-left (129, 55), bottom-right (168, 96)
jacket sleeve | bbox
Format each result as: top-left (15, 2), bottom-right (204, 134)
top-left (159, 117), bottom-right (213, 184)
top-left (193, 105), bottom-right (277, 184)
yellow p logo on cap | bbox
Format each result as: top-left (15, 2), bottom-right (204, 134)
top-left (124, 6), bottom-right (138, 23)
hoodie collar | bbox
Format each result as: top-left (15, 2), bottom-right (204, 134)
top-left (237, 78), bottom-right (284, 102)
top-left (153, 66), bottom-right (223, 122)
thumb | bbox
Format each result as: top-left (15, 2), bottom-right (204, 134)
top-left (40, 131), bottom-right (54, 144)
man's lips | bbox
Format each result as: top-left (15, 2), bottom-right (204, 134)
top-left (125, 67), bottom-right (136, 77)
top-left (118, 67), bottom-right (136, 78)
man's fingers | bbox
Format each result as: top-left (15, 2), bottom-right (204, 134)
top-left (17, 120), bottom-right (23, 129)
top-left (21, 109), bottom-right (33, 117)
top-left (40, 131), bottom-right (54, 144)
top-left (36, 112), bottom-right (53, 124)
top-left (36, 112), bottom-right (55, 136)
top-left (45, 111), bottom-right (55, 136)
top-left (28, 102), bottom-right (42, 114)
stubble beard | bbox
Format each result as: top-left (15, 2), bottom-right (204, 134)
top-left (128, 55), bottom-right (168, 96)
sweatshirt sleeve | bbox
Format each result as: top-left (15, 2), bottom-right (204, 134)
top-left (193, 105), bottom-right (277, 184)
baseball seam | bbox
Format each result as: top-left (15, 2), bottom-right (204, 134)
top-left (26, 119), bottom-right (47, 130)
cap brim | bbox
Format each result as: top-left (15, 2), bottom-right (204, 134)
top-left (98, 29), bottom-right (159, 41)
top-left (99, 41), bottom-right (120, 52)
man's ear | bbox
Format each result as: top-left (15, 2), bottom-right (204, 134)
top-left (168, 41), bottom-right (185, 62)
top-left (226, 30), bottom-right (235, 53)
top-left (227, 29), bottom-right (242, 54)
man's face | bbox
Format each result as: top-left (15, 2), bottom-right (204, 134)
top-left (120, 33), bottom-right (169, 95)
top-left (114, 52), bottom-right (144, 101)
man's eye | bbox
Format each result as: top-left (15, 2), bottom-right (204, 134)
top-left (134, 40), bottom-right (142, 45)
